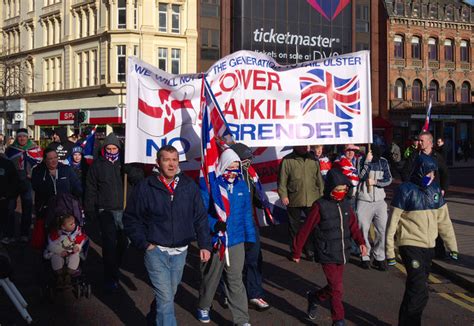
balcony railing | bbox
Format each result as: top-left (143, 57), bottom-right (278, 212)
top-left (411, 59), bottom-right (422, 67)
top-left (460, 62), bottom-right (471, 70)
top-left (428, 61), bottom-right (439, 69)
top-left (444, 62), bottom-right (455, 69)
top-left (390, 100), bottom-right (473, 112)
top-left (394, 59), bottom-right (405, 66)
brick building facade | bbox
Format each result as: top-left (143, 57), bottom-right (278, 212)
top-left (385, 0), bottom-right (474, 161)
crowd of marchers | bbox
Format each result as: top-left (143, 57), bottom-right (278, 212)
top-left (0, 128), bottom-right (459, 326)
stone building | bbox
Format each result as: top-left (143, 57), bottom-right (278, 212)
top-left (1, 0), bottom-right (198, 139)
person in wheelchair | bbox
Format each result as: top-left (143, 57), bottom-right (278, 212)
top-left (43, 214), bottom-right (87, 287)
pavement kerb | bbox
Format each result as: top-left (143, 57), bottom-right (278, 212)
top-left (431, 260), bottom-right (474, 293)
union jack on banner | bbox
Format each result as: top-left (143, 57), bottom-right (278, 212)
top-left (300, 68), bottom-right (361, 120)
top-left (421, 99), bottom-right (432, 132)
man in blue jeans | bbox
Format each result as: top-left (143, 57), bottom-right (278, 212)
top-left (124, 145), bottom-right (211, 326)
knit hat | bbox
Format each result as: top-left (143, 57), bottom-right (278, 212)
top-left (230, 143), bottom-right (253, 161)
top-left (72, 146), bottom-right (83, 154)
top-left (16, 128), bottom-right (28, 137)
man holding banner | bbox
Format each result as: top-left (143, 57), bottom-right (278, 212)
top-left (278, 146), bottom-right (324, 260)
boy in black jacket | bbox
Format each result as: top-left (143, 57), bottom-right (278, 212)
top-left (292, 168), bottom-right (367, 326)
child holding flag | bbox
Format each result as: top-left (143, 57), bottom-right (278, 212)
top-left (197, 148), bottom-right (256, 325)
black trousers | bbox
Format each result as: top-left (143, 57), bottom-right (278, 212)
top-left (398, 246), bottom-right (434, 326)
top-left (98, 210), bottom-right (129, 283)
top-left (287, 206), bottom-right (314, 255)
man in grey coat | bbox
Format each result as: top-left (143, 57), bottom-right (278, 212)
top-left (356, 145), bottom-right (392, 270)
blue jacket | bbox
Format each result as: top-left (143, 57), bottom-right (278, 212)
top-left (201, 176), bottom-right (256, 247)
top-left (123, 173), bottom-right (212, 251)
top-left (31, 162), bottom-right (83, 213)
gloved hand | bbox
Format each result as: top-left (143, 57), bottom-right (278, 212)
top-left (214, 221), bottom-right (227, 233)
top-left (449, 251), bottom-right (458, 260)
top-left (387, 258), bottom-right (397, 266)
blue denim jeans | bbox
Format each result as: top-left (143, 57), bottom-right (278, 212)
top-left (144, 247), bottom-right (187, 326)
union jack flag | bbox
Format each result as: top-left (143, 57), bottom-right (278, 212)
top-left (300, 68), bottom-right (361, 120)
top-left (421, 99), bottom-right (432, 133)
top-left (199, 77), bottom-right (274, 262)
top-left (200, 76), bottom-right (232, 263)
top-left (80, 125), bottom-right (97, 165)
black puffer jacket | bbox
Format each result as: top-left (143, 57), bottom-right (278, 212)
top-left (293, 168), bottom-right (365, 264)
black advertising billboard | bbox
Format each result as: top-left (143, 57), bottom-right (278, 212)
top-left (232, 0), bottom-right (352, 64)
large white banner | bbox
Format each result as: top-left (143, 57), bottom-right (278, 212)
top-left (125, 50), bottom-right (372, 164)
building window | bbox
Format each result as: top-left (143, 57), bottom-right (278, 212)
top-left (158, 3), bottom-right (167, 32)
top-left (171, 5), bottom-right (180, 33)
top-left (460, 40), bottom-right (469, 62)
top-left (461, 82), bottom-right (471, 103)
top-left (117, 45), bottom-right (126, 82)
top-left (445, 81), bottom-right (455, 103)
top-left (411, 36), bottom-right (421, 59)
top-left (412, 3), bottom-right (420, 17)
top-left (428, 37), bottom-right (438, 61)
top-left (355, 4), bottom-right (369, 32)
top-left (394, 79), bottom-right (405, 99)
top-left (445, 6), bottom-right (453, 21)
top-left (43, 56), bottom-right (62, 91)
top-left (78, 53), bottom-right (82, 87)
top-left (412, 79), bottom-right (422, 102)
top-left (118, 0), bottom-right (127, 29)
top-left (158, 47), bottom-right (167, 71)
top-left (429, 4), bottom-right (438, 19)
top-left (201, 28), bottom-right (220, 60)
top-left (429, 80), bottom-right (439, 102)
top-left (444, 39), bottom-right (453, 61)
top-left (201, 0), bottom-right (220, 17)
top-left (395, 1), bottom-right (404, 15)
top-left (134, 0), bottom-right (138, 29)
top-left (134, 45), bottom-right (139, 56)
top-left (394, 35), bottom-right (404, 58)
top-left (171, 48), bottom-right (180, 74)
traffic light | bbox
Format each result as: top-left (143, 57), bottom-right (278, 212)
top-left (78, 111), bottom-right (86, 123)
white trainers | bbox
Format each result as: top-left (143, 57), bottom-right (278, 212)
top-left (249, 298), bottom-right (270, 311)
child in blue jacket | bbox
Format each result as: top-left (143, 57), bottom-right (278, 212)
top-left (197, 148), bottom-right (256, 326)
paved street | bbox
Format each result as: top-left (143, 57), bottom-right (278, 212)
top-left (1, 169), bottom-right (473, 326)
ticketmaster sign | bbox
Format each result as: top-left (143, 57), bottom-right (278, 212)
top-left (232, 0), bottom-right (352, 64)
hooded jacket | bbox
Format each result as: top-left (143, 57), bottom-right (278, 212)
top-left (386, 154), bottom-right (457, 259)
top-left (123, 172), bottom-right (212, 251)
top-left (47, 128), bottom-right (74, 163)
top-left (293, 169), bottom-right (365, 264)
top-left (356, 146), bottom-right (392, 203)
top-left (201, 149), bottom-right (256, 247)
top-left (84, 133), bottom-right (123, 213)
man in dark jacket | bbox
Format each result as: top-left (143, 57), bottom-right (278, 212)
top-left (292, 168), bottom-right (367, 326)
top-left (84, 133), bottom-right (143, 291)
top-left (123, 145), bottom-right (211, 326)
top-left (0, 157), bottom-right (19, 244)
